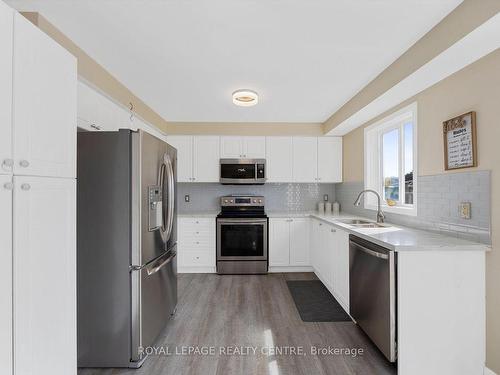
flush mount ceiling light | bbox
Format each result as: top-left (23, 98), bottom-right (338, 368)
top-left (232, 89), bottom-right (258, 107)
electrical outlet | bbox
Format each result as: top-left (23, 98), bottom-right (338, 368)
top-left (459, 202), bottom-right (471, 219)
top-left (323, 194), bottom-right (329, 202)
top-left (184, 194), bottom-right (190, 203)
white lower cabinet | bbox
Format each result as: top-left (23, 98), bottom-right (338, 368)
top-left (0, 175), bottom-right (12, 375)
top-left (269, 218), bottom-right (291, 266)
top-left (332, 229), bottom-right (350, 310)
top-left (13, 176), bottom-right (76, 375)
top-left (289, 218), bottom-right (310, 266)
top-left (310, 218), bottom-right (349, 311)
top-left (178, 217), bottom-right (216, 272)
top-left (269, 217), bottom-right (310, 269)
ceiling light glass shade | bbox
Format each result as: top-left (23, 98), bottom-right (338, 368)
top-left (232, 89), bottom-right (258, 107)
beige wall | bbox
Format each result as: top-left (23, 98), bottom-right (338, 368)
top-left (324, 0), bottom-right (500, 134)
top-left (342, 48), bottom-right (500, 372)
top-left (165, 122), bottom-right (323, 136)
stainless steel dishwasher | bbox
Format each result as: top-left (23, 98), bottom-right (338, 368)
top-left (349, 235), bottom-right (397, 362)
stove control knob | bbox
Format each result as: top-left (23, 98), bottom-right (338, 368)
top-left (258, 199), bottom-right (262, 203)
top-left (253, 199), bottom-right (257, 203)
top-left (230, 200), bottom-right (234, 203)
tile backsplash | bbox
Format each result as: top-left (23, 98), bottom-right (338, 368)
top-left (178, 183), bottom-right (336, 213)
top-left (335, 170), bottom-right (491, 244)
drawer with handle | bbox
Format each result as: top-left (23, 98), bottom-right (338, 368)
top-left (179, 251), bottom-right (214, 267)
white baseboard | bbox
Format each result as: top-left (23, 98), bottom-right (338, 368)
top-left (178, 266), bottom-right (216, 274)
top-left (485, 366), bottom-right (497, 375)
top-left (269, 266), bottom-right (313, 273)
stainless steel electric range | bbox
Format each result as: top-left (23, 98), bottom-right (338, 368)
top-left (216, 195), bottom-right (268, 274)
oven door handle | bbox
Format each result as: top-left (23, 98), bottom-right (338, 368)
top-left (218, 219), bottom-right (268, 225)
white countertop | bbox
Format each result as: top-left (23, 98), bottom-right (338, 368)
top-left (178, 211), bottom-right (219, 218)
top-left (308, 213), bottom-right (490, 252)
top-left (179, 211), bottom-right (490, 252)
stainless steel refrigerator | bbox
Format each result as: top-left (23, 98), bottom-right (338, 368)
top-left (77, 129), bottom-right (177, 368)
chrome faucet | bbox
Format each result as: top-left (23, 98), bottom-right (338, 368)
top-left (354, 189), bottom-right (385, 223)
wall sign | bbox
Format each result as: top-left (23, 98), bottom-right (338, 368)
top-left (443, 111), bottom-right (477, 170)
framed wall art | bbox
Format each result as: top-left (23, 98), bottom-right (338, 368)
top-left (443, 111), bottom-right (477, 170)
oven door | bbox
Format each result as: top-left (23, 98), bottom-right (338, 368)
top-left (217, 218), bottom-right (268, 261)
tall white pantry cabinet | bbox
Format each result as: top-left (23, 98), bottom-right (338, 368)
top-left (1, 3), bottom-right (77, 375)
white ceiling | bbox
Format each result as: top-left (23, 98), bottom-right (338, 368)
top-left (7, 0), bottom-right (463, 123)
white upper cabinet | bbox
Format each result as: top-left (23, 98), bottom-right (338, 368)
top-left (290, 218), bottom-right (310, 266)
top-left (0, 2), bottom-right (13, 175)
top-left (167, 135), bottom-right (220, 182)
top-left (131, 116), bottom-right (167, 142)
top-left (77, 81), bottom-right (130, 132)
top-left (269, 218), bottom-right (291, 266)
top-left (193, 136), bottom-right (220, 182)
top-left (292, 137), bottom-right (318, 182)
top-left (220, 136), bottom-right (243, 158)
top-left (166, 136), bottom-right (193, 182)
top-left (317, 137), bottom-right (342, 183)
top-left (13, 14), bottom-right (77, 178)
top-left (13, 176), bottom-right (76, 375)
top-left (220, 136), bottom-right (266, 158)
top-left (243, 136), bottom-right (266, 158)
top-left (266, 137), bottom-right (293, 182)
top-left (0, 175), bottom-right (12, 375)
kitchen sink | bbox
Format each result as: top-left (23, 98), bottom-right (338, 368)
top-left (337, 219), bottom-right (373, 225)
top-left (337, 219), bottom-right (388, 228)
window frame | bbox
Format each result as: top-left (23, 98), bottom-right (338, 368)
top-left (364, 102), bottom-right (418, 216)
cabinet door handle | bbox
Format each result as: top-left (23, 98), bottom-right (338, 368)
top-left (90, 124), bottom-right (102, 130)
top-left (19, 160), bottom-right (30, 168)
top-left (21, 183), bottom-right (31, 191)
top-left (2, 159), bottom-right (13, 170)
top-left (331, 229), bottom-right (336, 233)
top-left (3, 182), bottom-right (13, 190)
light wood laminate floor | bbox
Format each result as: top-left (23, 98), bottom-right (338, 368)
top-left (79, 273), bottom-right (396, 375)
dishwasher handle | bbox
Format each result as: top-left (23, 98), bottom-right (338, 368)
top-left (354, 242), bottom-right (389, 260)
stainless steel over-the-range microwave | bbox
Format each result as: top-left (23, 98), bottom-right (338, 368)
top-left (219, 159), bottom-right (266, 185)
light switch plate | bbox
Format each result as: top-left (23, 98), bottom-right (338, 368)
top-left (323, 194), bottom-right (329, 202)
top-left (185, 194), bottom-right (190, 203)
top-left (459, 202), bottom-right (471, 219)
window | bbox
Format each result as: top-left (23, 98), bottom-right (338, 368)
top-left (364, 102), bottom-right (417, 215)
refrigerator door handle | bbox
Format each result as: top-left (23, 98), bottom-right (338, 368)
top-left (162, 154), bottom-right (175, 242)
top-left (146, 250), bottom-right (177, 276)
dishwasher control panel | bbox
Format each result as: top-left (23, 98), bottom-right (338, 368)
top-left (148, 185), bottom-right (163, 231)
